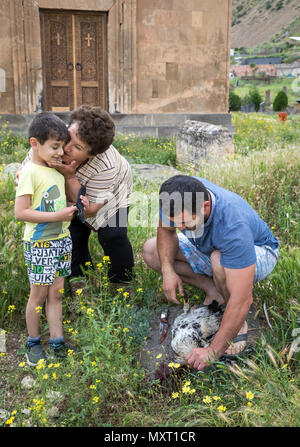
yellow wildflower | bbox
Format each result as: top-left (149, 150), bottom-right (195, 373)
top-left (203, 396), bottom-right (212, 404)
top-left (76, 289), bottom-right (83, 296)
top-left (217, 405), bottom-right (227, 413)
top-left (7, 305), bottom-right (16, 314)
top-left (19, 362), bottom-right (26, 367)
top-left (156, 353), bottom-right (162, 359)
top-left (172, 392), bottom-right (179, 399)
top-left (90, 384), bottom-right (96, 390)
top-left (246, 391), bottom-right (254, 401)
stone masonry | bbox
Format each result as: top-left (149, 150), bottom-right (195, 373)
top-left (176, 120), bottom-right (234, 169)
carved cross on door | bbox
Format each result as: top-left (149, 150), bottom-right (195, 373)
top-left (55, 33), bottom-right (61, 46)
top-left (85, 33), bottom-right (94, 47)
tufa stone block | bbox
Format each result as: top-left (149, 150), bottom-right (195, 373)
top-left (176, 120), bottom-right (234, 168)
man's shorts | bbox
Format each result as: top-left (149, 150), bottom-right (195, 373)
top-left (178, 233), bottom-right (279, 284)
top-left (23, 235), bottom-right (72, 286)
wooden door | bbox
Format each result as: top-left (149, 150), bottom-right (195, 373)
top-left (41, 11), bottom-right (107, 112)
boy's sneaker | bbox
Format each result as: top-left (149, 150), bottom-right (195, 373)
top-left (25, 342), bottom-right (47, 366)
top-left (47, 342), bottom-right (79, 360)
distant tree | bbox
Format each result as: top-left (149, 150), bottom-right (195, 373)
top-left (273, 90), bottom-right (288, 111)
top-left (229, 90), bottom-right (242, 111)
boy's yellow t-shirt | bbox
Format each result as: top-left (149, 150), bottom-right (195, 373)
top-left (16, 162), bottom-right (70, 242)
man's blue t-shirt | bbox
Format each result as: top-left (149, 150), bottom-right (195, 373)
top-left (159, 177), bottom-right (279, 269)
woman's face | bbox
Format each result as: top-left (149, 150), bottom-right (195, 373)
top-left (62, 122), bottom-right (93, 164)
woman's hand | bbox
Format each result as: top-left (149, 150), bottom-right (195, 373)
top-left (47, 160), bottom-right (81, 179)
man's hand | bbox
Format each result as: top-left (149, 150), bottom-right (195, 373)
top-left (185, 346), bottom-right (217, 371)
top-left (162, 270), bottom-right (184, 304)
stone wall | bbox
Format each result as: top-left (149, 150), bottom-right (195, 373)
top-left (135, 0), bottom-right (232, 113)
top-left (0, 0), bottom-right (232, 115)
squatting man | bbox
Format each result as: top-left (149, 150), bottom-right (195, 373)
top-left (142, 175), bottom-right (279, 371)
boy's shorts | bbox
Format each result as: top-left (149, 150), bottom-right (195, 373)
top-left (23, 235), bottom-right (72, 286)
top-left (178, 233), bottom-right (279, 284)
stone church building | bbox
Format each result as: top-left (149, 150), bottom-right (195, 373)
top-left (0, 0), bottom-right (232, 133)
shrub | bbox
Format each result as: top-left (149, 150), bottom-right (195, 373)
top-left (248, 87), bottom-right (263, 112)
top-left (273, 90), bottom-right (288, 111)
top-left (229, 90), bottom-right (242, 111)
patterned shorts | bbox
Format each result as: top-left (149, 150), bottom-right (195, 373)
top-left (178, 233), bottom-right (279, 284)
top-left (23, 235), bottom-right (72, 285)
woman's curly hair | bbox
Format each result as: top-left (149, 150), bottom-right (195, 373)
top-left (69, 105), bottom-right (115, 155)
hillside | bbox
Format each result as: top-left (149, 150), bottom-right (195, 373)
top-left (231, 0), bottom-right (300, 48)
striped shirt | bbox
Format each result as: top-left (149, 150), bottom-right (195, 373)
top-left (76, 145), bottom-right (132, 230)
top-left (22, 145), bottom-right (132, 230)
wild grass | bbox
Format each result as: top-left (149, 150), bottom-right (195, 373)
top-left (0, 113), bottom-right (299, 427)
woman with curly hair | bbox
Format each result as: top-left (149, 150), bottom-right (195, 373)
top-left (20, 105), bottom-right (134, 291)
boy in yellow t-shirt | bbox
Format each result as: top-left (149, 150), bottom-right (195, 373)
top-left (15, 112), bottom-right (83, 366)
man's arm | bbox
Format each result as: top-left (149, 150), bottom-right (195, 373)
top-left (185, 264), bottom-right (254, 370)
top-left (157, 221), bottom-right (184, 304)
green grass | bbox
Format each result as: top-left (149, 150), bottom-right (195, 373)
top-left (0, 115), bottom-right (299, 427)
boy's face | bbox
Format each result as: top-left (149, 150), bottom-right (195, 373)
top-left (30, 137), bottom-right (65, 167)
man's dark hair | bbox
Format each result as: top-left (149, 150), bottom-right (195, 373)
top-left (159, 175), bottom-right (209, 218)
top-left (28, 112), bottom-right (70, 145)
top-left (69, 105), bottom-right (115, 156)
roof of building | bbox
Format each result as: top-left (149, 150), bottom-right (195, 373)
top-left (241, 57), bottom-right (282, 65)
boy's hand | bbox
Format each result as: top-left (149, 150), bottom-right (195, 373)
top-left (56, 205), bottom-right (78, 221)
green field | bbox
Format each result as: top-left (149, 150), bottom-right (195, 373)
top-left (231, 76), bottom-right (300, 108)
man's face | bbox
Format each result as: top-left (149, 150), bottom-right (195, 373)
top-left (169, 209), bottom-right (202, 231)
top-left (62, 122), bottom-right (93, 164)
top-left (168, 199), bottom-right (210, 232)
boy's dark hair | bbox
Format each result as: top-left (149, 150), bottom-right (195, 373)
top-left (159, 175), bottom-right (209, 218)
top-left (28, 112), bottom-right (70, 145)
top-left (69, 105), bottom-right (115, 156)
